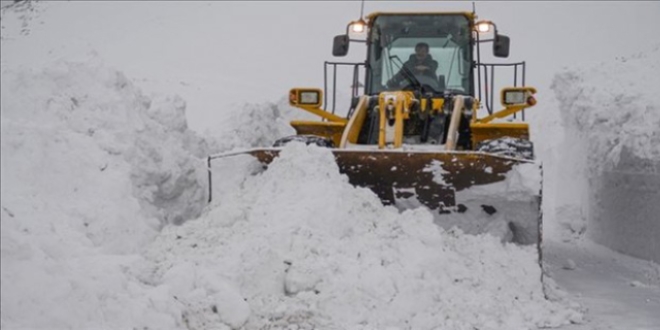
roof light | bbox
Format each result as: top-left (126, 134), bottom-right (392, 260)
top-left (352, 22), bottom-right (365, 33)
top-left (350, 18), bottom-right (367, 33)
top-left (475, 20), bottom-right (496, 34)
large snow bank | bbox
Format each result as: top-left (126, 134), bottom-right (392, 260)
top-left (550, 44), bottom-right (660, 262)
top-left (0, 54), bottom-right (344, 328)
top-left (142, 142), bottom-right (583, 330)
top-left (1, 60), bottom-right (210, 328)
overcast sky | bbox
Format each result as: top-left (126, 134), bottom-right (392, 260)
top-left (2, 1), bottom-right (659, 132)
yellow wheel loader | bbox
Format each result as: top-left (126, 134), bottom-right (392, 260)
top-left (208, 11), bottom-right (542, 250)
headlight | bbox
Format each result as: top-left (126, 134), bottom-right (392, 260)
top-left (300, 91), bottom-right (319, 105)
top-left (351, 22), bottom-right (365, 33)
top-left (500, 87), bottom-right (537, 107)
top-left (289, 88), bottom-right (322, 107)
top-left (475, 20), bottom-right (494, 33)
top-left (504, 91), bottom-right (526, 105)
top-left (477, 23), bottom-right (490, 33)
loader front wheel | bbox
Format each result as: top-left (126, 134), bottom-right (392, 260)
top-left (475, 137), bottom-right (534, 160)
top-left (273, 135), bottom-right (335, 148)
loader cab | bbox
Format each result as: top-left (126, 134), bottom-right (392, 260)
top-left (365, 13), bottom-right (474, 97)
top-left (332, 12), bottom-right (515, 107)
top-left (339, 13), bottom-right (480, 147)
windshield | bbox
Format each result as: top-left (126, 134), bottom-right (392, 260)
top-left (367, 14), bottom-right (472, 95)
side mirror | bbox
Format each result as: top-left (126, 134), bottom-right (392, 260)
top-left (332, 34), bottom-right (349, 57)
top-left (493, 34), bottom-right (510, 58)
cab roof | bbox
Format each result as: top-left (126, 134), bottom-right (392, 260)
top-left (366, 11), bottom-right (476, 22)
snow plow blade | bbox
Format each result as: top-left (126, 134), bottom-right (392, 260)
top-left (208, 148), bottom-right (542, 246)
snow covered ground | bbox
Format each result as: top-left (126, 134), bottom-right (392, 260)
top-left (544, 239), bottom-right (660, 330)
top-left (2, 2), bottom-right (659, 329)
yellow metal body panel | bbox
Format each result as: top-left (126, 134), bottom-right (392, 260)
top-left (378, 91), bottom-right (415, 149)
top-left (432, 99), bottom-right (445, 113)
top-left (420, 98), bottom-right (445, 113)
top-left (293, 106), bottom-right (348, 124)
top-left (290, 121), bottom-right (346, 147)
top-left (475, 105), bottom-right (527, 124)
top-left (339, 96), bottom-right (370, 148)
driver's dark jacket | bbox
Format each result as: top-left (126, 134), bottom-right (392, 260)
top-left (391, 54), bottom-right (439, 85)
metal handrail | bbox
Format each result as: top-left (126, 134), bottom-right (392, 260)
top-left (323, 61), bottom-right (365, 118)
top-left (475, 62), bottom-right (526, 118)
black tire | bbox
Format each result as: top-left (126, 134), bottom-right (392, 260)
top-left (475, 136), bottom-right (534, 160)
top-left (272, 135), bottom-right (335, 148)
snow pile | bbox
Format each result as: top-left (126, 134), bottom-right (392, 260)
top-left (1, 60), bottom-right (210, 328)
top-left (204, 97), bottom-right (316, 152)
top-left (143, 142), bottom-right (582, 330)
top-left (550, 44), bottom-right (660, 261)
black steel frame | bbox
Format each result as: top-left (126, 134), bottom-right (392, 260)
top-left (475, 61), bottom-right (527, 119)
top-left (323, 61), bottom-right (366, 118)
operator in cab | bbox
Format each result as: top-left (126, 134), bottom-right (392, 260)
top-left (387, 42), bottom-right (439, 88)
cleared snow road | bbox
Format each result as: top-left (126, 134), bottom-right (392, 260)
top-left (544, 239), bottom-right (660, 330)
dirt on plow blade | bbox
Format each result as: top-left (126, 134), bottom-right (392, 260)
top-left (209, 148), bottom-right (542, 246)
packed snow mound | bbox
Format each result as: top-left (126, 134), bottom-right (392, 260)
top-left (1, 60), bottom-right (210, 328)
top-left (143, 142), bottom-right (582, 330)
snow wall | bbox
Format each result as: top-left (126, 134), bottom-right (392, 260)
top-left (552, 44), bottom-right (660, 263)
